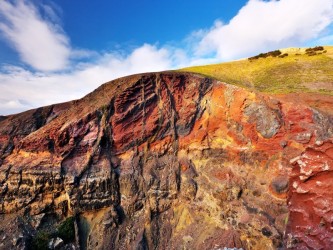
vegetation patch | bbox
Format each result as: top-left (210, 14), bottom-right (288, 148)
top-left (57, 216), bottom-right (75, 243)
top-left (29, 216), bottom-right (75, 250)
top-left (278, 53), bottom-right (288, 58)
top-left (305, 46), bottom-right (324, 56)
top-left (30, 230), bottom-right (51, 250)
top-left (248, 50), bottom-right (282, 60)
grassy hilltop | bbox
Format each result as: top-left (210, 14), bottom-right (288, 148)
top-left (180, 46), bottom-right (333, 95)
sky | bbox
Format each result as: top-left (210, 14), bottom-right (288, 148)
top-left (0, 0), bottom-right (333, 115)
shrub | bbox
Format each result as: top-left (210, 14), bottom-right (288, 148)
top-left (305, 46), bottom-right (324, 56)
top-left (268, 50), bottom-right (282, 57)
top-left (278, 53), bottom-right (288, 58)
top-left (248, 50), bottom-right (282, 60)
top-left (307, 51), bottom-right (317, 56)
top-left (31, 230), bottom-right (51, 250)
top-left (306, 46), bottom-right (324, 52)
top-left (57, 216), bottom-right (75, 243)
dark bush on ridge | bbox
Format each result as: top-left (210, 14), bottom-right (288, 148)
top-left (278, 53), bottom-right (288, 58)
top-left (305, 46), bottom-right (324, 52)
top-left (305, 46), bottom-right (325, 56)
top-left (249, 50), bottom-right (282, 60)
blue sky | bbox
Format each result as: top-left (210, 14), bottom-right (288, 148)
top-left (55, 0), bottom-right (246, 50)
top-left (0, 0), bottom-right (333, 115)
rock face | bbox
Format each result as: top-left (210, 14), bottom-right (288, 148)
top-left (0, 72), bottom-right (332, 249)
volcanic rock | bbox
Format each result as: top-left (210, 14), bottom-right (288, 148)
top-left (0, 72), bottom-right (332, 249)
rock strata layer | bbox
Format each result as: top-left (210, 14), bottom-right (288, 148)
top-left (0, 72), bottom-right (332, 249)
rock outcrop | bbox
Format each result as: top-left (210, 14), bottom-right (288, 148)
top-left (0, 72), bottom-right (332, 249)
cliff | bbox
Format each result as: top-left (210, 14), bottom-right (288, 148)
top-left (0, 72), bottom-right (332, 249)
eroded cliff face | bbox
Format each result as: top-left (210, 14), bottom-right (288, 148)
top-left (0, 72), bottom-right (332, 249)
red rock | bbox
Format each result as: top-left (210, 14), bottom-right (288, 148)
top-left (287, 141), bottom-right (333, 249)
top-left (0, 72), bottom-right (332, 249)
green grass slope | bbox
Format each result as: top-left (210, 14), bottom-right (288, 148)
top-left (180, 46), bottom-right (333, 95)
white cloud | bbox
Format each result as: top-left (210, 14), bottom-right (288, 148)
top-left (0, 44), bottom-right (175, 115)
top-left (102, 44), bottom-right (173, 77)
top-left (197, 0), bottom-right (333, 60)
top-left (0, 0), bottom-right (70, 71)
top-left (0, 99), bottom-right (29, 113)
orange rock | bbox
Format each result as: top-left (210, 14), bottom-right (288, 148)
top-left (0, 72), bottom-right (332, 249)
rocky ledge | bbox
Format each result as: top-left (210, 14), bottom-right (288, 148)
top-left (0, 72), bottom-right (332, 249)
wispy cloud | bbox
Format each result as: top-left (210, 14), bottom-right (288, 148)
top-left (0, 44), bottom-right (175, 115)
top-left (0, 0), bottom-right (333, 115)
top-left (0, 0), bottom-right (70, 71)
top-left (196, 0), bottom-right (333, 60)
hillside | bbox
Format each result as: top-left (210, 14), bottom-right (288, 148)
top-left (0, 71), bottom-right (332, 249)
top-left (181, 46), bottom-right (333, 114)
top-left (181, 46), bottom-right (333, 94)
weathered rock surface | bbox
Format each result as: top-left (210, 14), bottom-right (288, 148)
top-left (0, 72), bottom-right (332, 249)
